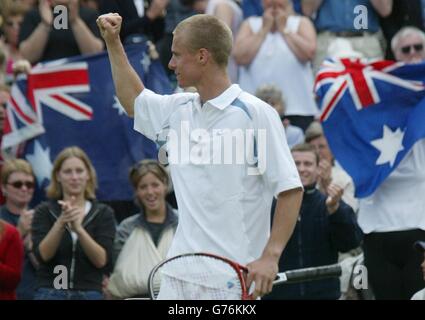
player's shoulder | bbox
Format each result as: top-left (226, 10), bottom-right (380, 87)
top-left (237, 90), bottom-right (279, 117)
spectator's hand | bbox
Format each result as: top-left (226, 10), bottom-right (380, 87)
top-left (12, 59), bottom-right (32, 77)
top-left (69, 0), bottom-right (80, 24)
top-left (39, 0), bottom-right (53, 26)
top-left (275, 7), bottom-right (289, 33)
top-left (325, 183), bottom-right (343, 214)
top-left (262, 7), bottom-right (275, 33)
top-left (17, 209), bottom-right (34, 237)
top-left (246, 255), bottom-right (278, 299)
top-left (58, 197), bottom-right (85, 232)
top-left (96, 13), bottom-right (122, 43)
top-left (318, 158), bottom-right (332, 192)
top-left (146, 0), bottom-right (169, 20)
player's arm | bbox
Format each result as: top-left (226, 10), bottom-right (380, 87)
top-left (97, 13), bottom-right (143, 117)
top-left (246, 187), bottom-right (302, 298)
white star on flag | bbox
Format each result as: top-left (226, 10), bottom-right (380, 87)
top-left (370, 125), bottom-right (405, 167)
top-left (141, 52), bottom-right (151, 73)
top-left (112, 95), bottom-right (126, 115)
top-left (25, 140), bottom-right (53, 187)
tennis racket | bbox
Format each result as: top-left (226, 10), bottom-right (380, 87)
top-left (148, 252), bottom-right (342, 300)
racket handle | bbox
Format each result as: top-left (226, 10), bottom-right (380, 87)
top-left (274, 264), bottom-right (342, 285)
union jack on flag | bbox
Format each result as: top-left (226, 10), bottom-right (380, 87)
top-left (3, 43), bottom-right (172, 201)
top-left (3, 62), bottom-right (93, 150)
top-left (314, 58), bottom-right (425, 197)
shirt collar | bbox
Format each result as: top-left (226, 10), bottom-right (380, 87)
top-left (204, 84), bottom-right (242, 110)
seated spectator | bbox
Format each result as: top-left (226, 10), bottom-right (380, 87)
top-left (19, 0), bottom-right (103, 64)
top-left (305, 121), bottom-right (358, 212)
top-left (106, 159), bottom-right (177, 299)
top-left (391, 26), bottom-right (425, 64)
top-left (302, 0), bottom-right (392, 73)
top-left (1, 2), bottom-right (26, 84)
top-left (234, 0), bottom-right (318, 131)
top-left (411, 241), bottom-right (425, 300)
top-left (32, 146), bottom-right (116, 300)
top-left (0, 159), bottom-right (38, 300)
top-left (0, 219), bottom-right (24, 300)
top-left (206, 0), bottom-right (243, 83)
top-left (265, 143), bottom-right (362, 300)
top-left (255, 84), bottom-right (304, 148)
top-left (0, 159), bottom-right (35, 233)
top-left (380, 0), bottom-right (425, 59)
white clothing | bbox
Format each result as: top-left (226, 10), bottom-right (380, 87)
top-left (133, 84), bottom-right (302, 265)
top-left (332, 163), bottom-right (358, 213)
top-left (238, 16), bottom-right (319, 116)
top-left (285, 124), bottom-right (304, 148)
top-left (206, 0), bottom-right (243, 83)
top-left (411, 288), bottom-right (425, 300)
top-left (358, 140), bottom-right (425, 234)
top-left (70, 201), bottom-right (91, 243)
top-left (133, 0), bottom-right (145, 17)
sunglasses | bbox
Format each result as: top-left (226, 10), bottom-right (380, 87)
top-left (7, 181), bottom-right (35, 189)
top-left (5, 20), bottom-right (21, 28)
top-left (401, 43), bottom-right (424, 54)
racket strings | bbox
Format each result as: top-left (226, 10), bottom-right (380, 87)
top-left (152, 255), bottom-right (244, 300)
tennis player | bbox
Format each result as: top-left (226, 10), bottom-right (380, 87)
top-left (97, 13), bottom-right (303, 299)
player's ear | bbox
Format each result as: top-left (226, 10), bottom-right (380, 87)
top-left (198, 48), bottom-right (210, 66)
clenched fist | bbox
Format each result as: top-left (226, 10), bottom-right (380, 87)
top-left (96, 13), bottom-right (122, 43)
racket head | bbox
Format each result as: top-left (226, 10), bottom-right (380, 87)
top-left (148, 252), bottom-right (250, 300)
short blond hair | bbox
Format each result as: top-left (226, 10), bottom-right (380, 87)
top-left (304, 121), bottom-right (324, 143)
top-left (174, 14), bottom-right (233, 68)
top-left (46, 146), bottom-right (98, 200)
top-left (1, 159), bottom-right (34, 185)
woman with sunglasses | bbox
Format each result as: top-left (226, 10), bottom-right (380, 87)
top-left (0, 159), bottom-right (38, 300)
top-left (32, 146), bottom-right (116, 300)
top-left (106, 160), bottom-right (178, 299)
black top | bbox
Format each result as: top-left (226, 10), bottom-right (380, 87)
top-left (19, 6), bottom-right (101, 63)
top-left (100, 0), bottom-right (165, 43)
top-left (145, 221), bottom-right (166, 246)
top-left (31, 200), bottom-right (116, 291)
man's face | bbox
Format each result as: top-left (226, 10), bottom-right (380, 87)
top-left (168, 33), bottom-right (201, 88)
top-left (309, 135), bottom-right (333, 162)
top-left (292, 151), bottom-right (318, 187)
top-left (395, 33), bottom-right (425, 63)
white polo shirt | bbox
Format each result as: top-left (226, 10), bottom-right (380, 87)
top-left (134, 84), bottom-right (302, 265)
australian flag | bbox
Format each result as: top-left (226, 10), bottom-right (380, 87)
top-left (315, 58), bottom-right (425, 198)
top-left (3, 43), bottom-right (173, 201)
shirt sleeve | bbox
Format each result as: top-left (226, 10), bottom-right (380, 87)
top-left (133, 89), bottom-right (194, 142)
top-left (254, 103), bottom-right (303, 197)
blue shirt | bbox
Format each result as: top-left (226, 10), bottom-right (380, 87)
top-left (242, 0), bottom-right (302, 18)
top-left (315, 0), bottom-right (380, 33)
